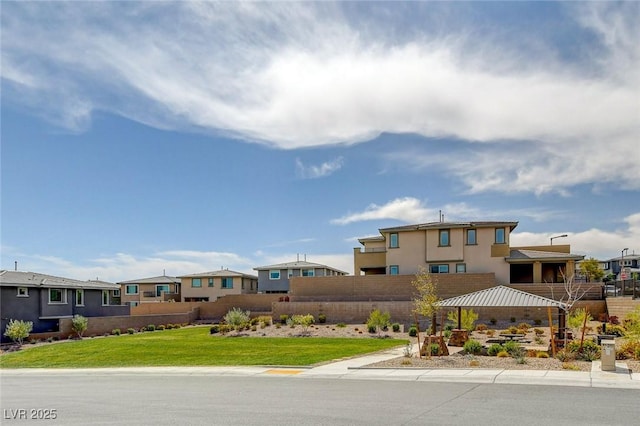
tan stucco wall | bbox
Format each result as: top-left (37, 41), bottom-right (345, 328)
top-left (181, 276), bottom-right (257, 301)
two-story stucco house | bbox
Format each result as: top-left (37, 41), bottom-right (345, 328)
top-left (0, 270), bottom-right (128, 342)
top-left (354, 221), bottom-right (583, 285)
top-left (179, 269), bottom-right (258, 302)
top-left (118, 275), bottom-right (181, 307)
top-left (254, 260), bottom-right (348, 293)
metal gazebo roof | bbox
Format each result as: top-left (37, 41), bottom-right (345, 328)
top-left (438, 285), bottom-right (566, 309)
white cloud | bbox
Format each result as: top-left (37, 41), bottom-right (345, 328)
top-left (295, 157), bottom-right (344, 179)
top-left (2, 2), bottom-right (638, 193)
top-left (331, 197), bottom-right (557, 225)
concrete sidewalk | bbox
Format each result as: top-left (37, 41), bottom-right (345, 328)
top-left (2, 346), bottom-right (639, 389)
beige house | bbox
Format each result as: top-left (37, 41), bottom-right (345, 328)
top-left (354, 221), bottom-right (583, 285)
top-left (179, 269), bottom-right (258, 302)
top-left (118, 275), bottom-right (181, 307)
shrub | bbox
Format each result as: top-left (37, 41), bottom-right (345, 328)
top-left (486, 329), bottom-right (496, 337)
top-left (71, 314), bottom-right (88, 338)
top-left (147, 324), bottom-right (156, 332)
top-left (496, 350), bottom-right (510, 358)
top-left (507, 326), bottom-right (519, 334)
top-left (616, 339), bottom-right (640, 360)
top-left (488, 343), bottom-right (504, 356)
top-left (127, 328), bottom-right (135, 334)
top-left (533, 328), bottom-right (544, 336)
top-left (210, 325), bottom-right (220, 334)
top-left (556, 349), bottom-right (575, 362)
top-left (429, 343), bottom-right (440, 356)
top-left (534, 319), bottom-right (542, 326)
top-left (536, 351), bottom-right (550, 358)
top-left (408, 326), bottom-right (418, 337)
top-left (3, 319), bottom-right (33, 345)
top-left (602, 324), bottom-right (626, 337)
top-left (463, 339), bottom-right (483, 355)
top-left (367, 324), bottom-right (377, 333)
top-left (510, 317), bottom-right (516, 323)
top-left (251, 325), bottom-right (257, 332)
top-left (475, 324), bottom-right (488, 332)
top-left (517, 323), bottom-right (530, 331)
top-left (447, 309), bottom-right (478, 332)
top-left (225, 308), bottom-right (251, 333)
top-left (336, 322), bottom-right (346, 328)
top-left (218, 324), bottom-right (232, 335)
top-left (489, 318), bottom-right (497, 325)
top-left (111, 329), bottom-right (121, 336)
top-left (292, 314), bottom-right (315, 333)
top-left (157, 325), bottom-right (165, 331)
top-left (279, 314), bottom-right (289, 324)
top-left (443, 329), bottom-right (452, 339)
top-left (392, 323), bottom-right (401, 332)
top-left (609, 316), bottom-right (620, 325)
top-left (503, 340), bottom-right (523, 357)
top-left (318, 314), bottom-right (327, 324)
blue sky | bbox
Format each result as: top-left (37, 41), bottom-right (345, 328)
top-left (2, 1), bottom-right (639, 282)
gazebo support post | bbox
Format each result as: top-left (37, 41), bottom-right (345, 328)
top-left (457, 306), bottom-right (462, 330)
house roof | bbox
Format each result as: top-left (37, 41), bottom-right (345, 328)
top-left (253, 260), bottom-right (347, 274)
top-left (117, 275), bottom-right (181, 285)
top-left (0, 270), bottom-right (120, 290)
top-left (379, 221), bottom-right (519, 233)
top-left (438, 285), bottom-right (566, 309)
top-left (507, 249), bottom-right (584, 263)
top-left (177, 269), bottom-right (257, 279)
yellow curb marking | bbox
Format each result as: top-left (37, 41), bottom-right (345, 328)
top-left (265, 369), bottom-right (303, 375)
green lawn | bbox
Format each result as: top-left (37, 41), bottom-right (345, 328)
top-left (0, 326), bottom-right (408, 368)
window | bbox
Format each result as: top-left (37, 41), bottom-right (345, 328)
top-left (113, 289), bottom-right (120, 297)
top-left (495, 228), bottom-right (505, 244)
top-left (430, 264), bottom-right (449, 274)
top-left (466, 229), bottom-right (477, 245)
top-left (129, 301), bottom-right (139, 307)
top-left (49, 288), bottom-right (67, 304)
top-left (102, 290), bottom-right (109, 306)
top-left (156, 284), bottom-right (170, 297)
top-left (192, 278), bottom-right (202, 288)
top-left (125, 284), bottom-right (138, 295)
top-left (439, 229), bottom-right (450, 246)
top-left (221, 277), bottom-right (233, 289)
top-left (17, 287), bottom-right (29, 297)
top-left (302, 269), bottom-right (315, 277)
top-left (389, 233), bottom-right (399, 248)
top-left (288, 269), bottom-right (294, 278)
top-left (269, 270), bottom-right (280, 280)
top-left (208, 278), bottom-right (214, 287)
top-left (456, 264), bottom-right (467, 273)
top-left (389, 265), bottom-right (399, 275)
top-left (76, 289), bottom-right (84, 306)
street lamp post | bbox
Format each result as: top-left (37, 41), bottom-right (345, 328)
top-left (550, 234), bottom-right (568, 245)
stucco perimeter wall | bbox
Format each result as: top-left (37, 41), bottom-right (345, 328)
top-left (271, 300), bottom-right (606, 326)
top-left (58, 309), bottom-right (199, 338)
top-left (289, 273), bottom-right (497, 301)
top-left (131, 302), bottom-right (204, 316)
top-left (198, 294), bottom-right (282, 320)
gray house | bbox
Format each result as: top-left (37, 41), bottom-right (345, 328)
top-left (0, 270), bottom-right (129, 342)
top-left (254, 260), bottom-right (348, 293)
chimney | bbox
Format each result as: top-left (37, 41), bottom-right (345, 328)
top-left (15, 261), bottom-right (18, 271)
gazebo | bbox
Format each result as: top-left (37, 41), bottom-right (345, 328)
top-left (438, 285), bottom-right (567, 346)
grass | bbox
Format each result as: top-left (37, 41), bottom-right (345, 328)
top-left (0, 326), bottom-right (408, 369)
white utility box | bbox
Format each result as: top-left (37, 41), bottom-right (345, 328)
top-left (601, 339), bottom-right (616, 371)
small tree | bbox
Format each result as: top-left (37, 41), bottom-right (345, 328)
top-left (224, 308), bottom-right (251, 334)
top-left (291, 314), bottom-right (315, 334)
top-left (549, 269), bottom-right (592, 348)
top-left (412, 267), bottom-right (441, 358)
top-left (579, 258), bottom-right (605, 282)
top-left (72, 314), bottom-right (88, 338)
top-left (4, 319), bottom-right (33, 345)
top-left (366, 309), bottom-right (391, 337)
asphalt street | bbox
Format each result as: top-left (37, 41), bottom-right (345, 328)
top-left (1, 373), bottom-right (638, 426)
